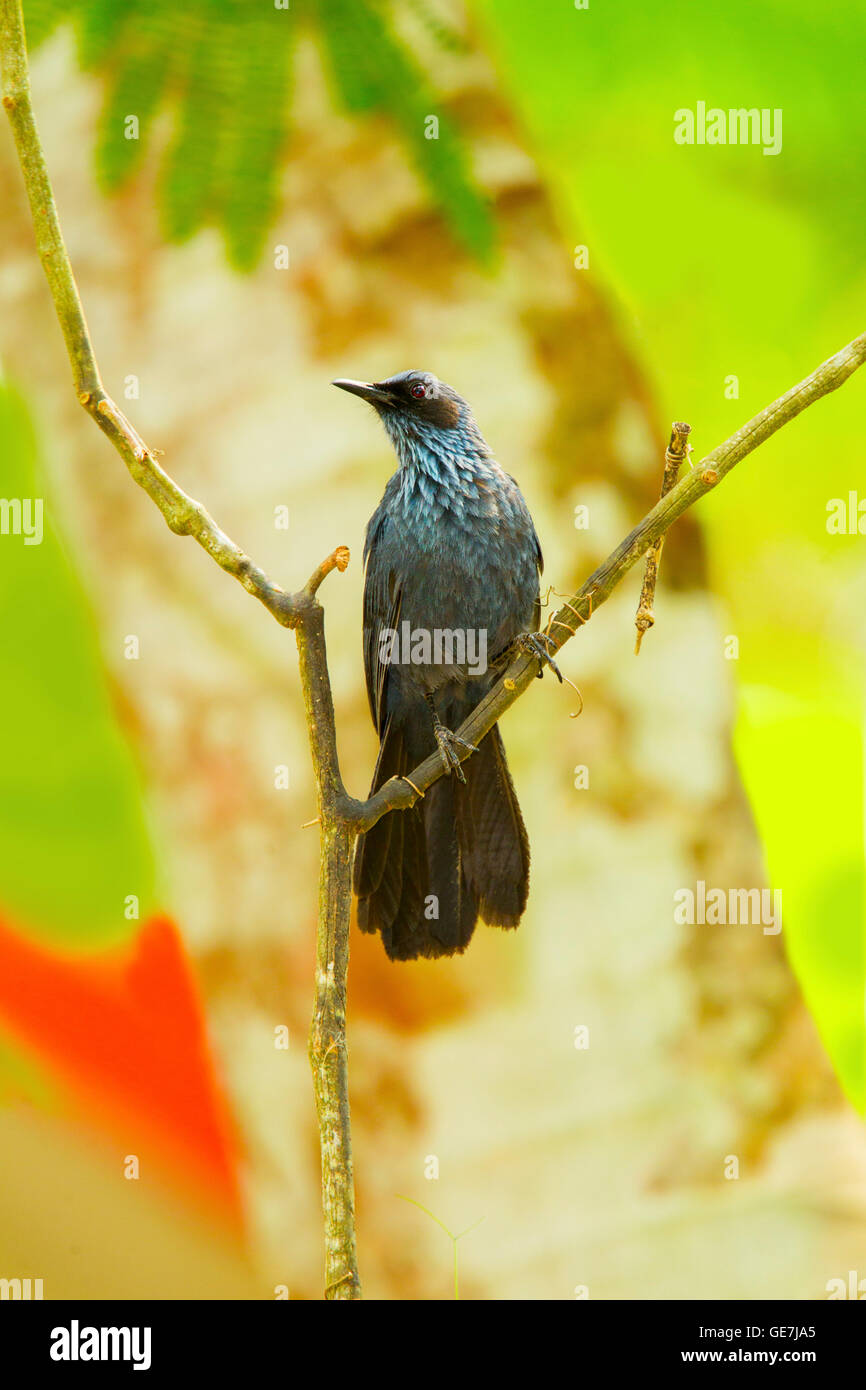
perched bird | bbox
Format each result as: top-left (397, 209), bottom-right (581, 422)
top-left (333, 370), bottom-right (558, 961)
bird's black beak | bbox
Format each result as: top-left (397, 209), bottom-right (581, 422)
top-left (332, 378), bottom-right (395, 407)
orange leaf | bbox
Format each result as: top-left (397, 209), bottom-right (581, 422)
top-left (0, 914), bottom-right (243, 1234)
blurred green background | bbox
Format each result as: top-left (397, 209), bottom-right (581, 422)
top-left (473, 0), bottom-right (866, 1112)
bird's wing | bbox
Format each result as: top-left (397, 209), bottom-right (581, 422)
top-left (532, 526), bottom-right (544, 631)
top-left (505, 470), bottom-right (544, 576)
top-left (506, 474), bottom-right (544, 629)
top-left (363, 513), bottom-right (402, 734)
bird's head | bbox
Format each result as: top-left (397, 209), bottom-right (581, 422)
top-left (332, 370), bottom-right (489, 467)
top-left (332, 370), bottom-right (463, 426)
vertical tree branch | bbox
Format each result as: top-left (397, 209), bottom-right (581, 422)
top-left (309, 813), bottom-right (359, 1299)
top-left (0, 0), bottom-right (360, 1297)
top-left (294, 569), bottom-right (361, 1300)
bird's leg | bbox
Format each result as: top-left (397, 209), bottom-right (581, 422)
top-left (510, 631), bottom-right (564, 682)
top-left (425, 694), bottom-right (477, 784)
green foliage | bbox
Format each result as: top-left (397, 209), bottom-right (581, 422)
top-left (0, 385), bottom-right (155, 946)
top-left (157, 8), bottom-right (236, 248)
top-left (316, 0), bottom-right (492, 260)
top-left (93, 6), bottom-right (175, 190)
top-left (219, 11), bottom-right (293, 271)
top-left (473, 0), bottom-right (866, 1109)
top-left (22, 0), bottom-right (492, 270)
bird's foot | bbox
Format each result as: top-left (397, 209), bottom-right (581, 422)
top-left (431, 717), bottom-right (477, 784)
top-left (512, 630), bottom-right (563, 682)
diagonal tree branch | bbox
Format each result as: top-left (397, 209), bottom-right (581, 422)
top-left (0, 0), bottom-right (298, 629)
top-left (3, 0), bottom-right (865, 1301)
top-left (354, 327), bottom-right (866, 830)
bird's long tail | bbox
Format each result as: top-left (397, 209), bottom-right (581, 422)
top-left (354, 707), bottom-right (530, 961)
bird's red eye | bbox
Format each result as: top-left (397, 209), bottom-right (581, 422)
top-left (409, 381), bottom-right (427, 399)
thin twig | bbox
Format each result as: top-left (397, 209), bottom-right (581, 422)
top-left (305, 546), bottom-right (351, 597)
top-left (634, 420), bottom-right (691, 652)
top-left (397, 1195), bottom-right (484, 1300)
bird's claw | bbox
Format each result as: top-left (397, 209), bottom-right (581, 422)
top-left (514, 631), bottom-right (563, 683)
top-left (432, 722), bottom-right (477, 783)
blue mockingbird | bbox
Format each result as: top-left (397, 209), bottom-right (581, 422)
top-left (334, 370), bottom-right (559, 961)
